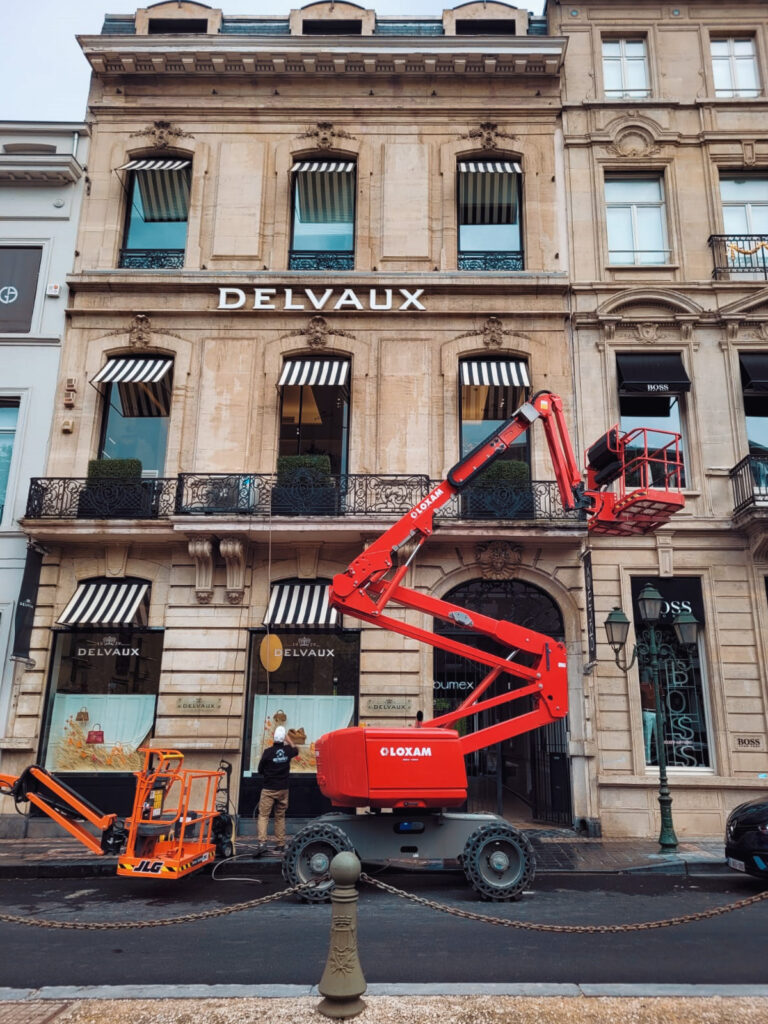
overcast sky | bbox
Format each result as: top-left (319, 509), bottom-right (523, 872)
top-left (3, 0), bottom-right (545, 123)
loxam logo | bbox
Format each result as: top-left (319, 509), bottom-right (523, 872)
top-left (380, 746), bottom-right (432, 758)
top-left (410, 487), bottom-right (443, 520)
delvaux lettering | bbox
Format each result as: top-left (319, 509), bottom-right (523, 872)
top-left (77, 645), bottom-right (139, 657)
top-left (272, 645), bottom-right (334, 658)
top-left (217, 286), bottom-right (426, 312)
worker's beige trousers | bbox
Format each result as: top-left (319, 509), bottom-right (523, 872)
top-left (257, 787), bottom-right (289, 844)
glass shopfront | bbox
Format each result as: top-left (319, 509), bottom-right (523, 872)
top-left (39, 629), bottom-right (163, 813)
top-left (630, 577), bottom-right (711, 770)
top-left (241, 628), bottom-right (360, 817)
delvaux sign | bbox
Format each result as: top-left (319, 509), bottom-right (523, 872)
top-left (216, 286), bottom-right (426, 312)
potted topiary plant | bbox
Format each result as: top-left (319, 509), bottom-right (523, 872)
top-left (78, 458), bottom-right (153, 518)
top-left (463, 459), bottom-right (533, 520)
top-left (271, 453), bottom-right (338, 516)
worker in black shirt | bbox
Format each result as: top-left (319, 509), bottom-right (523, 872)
top-left (256, 725), bottom-right (299, 852)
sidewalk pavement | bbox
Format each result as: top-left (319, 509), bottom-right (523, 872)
top-left (0, 819), bottom-right (729, 878)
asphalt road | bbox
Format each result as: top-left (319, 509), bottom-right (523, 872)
top-left (1, 868), bottom-right (766, 988)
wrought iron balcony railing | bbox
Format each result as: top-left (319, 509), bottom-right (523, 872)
top-left (458, 251), bottom-right (524, 272)
top-left (709, 234), bottom-right (768, 280)
top-left (730, 453), bottom-right (768, 513)
top-left (25, 477), bottom-right (180, 520)
top-left (288, 251), bottom-right (355, 271)
top-left (118, 248), bottom-right (185, 269)
top-left (25, 474), bottom-right (585, 524)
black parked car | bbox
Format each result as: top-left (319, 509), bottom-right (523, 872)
top-left (725, 797), bottom-right (768, 879)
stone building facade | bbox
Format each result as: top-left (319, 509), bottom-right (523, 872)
top-left (2, 0), bottom-right (767, 839)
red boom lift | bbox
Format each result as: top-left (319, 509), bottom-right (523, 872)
top-left (282, 391), bottom-right (684, 900)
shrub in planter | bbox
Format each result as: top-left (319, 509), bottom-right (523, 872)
top-left (464, 459), bottom-right (533, 519)
top-left (272, 454), bottom-right (338, 516)
top-left (78, 458), bottom-right (153, 518)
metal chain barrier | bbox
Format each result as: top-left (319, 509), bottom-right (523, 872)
top-left (0, 878), bottom-right (327, 930)
top-left (360, 872), bottom-right (768, 933)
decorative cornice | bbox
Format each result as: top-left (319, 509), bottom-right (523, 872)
top-left (79, 36), bottom-right (567, 78)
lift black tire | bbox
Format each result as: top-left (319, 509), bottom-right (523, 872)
top-left (461, 822), bottom-right (536, 901)
top-left (282, 822), bottom-right (355, 902)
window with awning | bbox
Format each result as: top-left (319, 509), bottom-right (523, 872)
top-left (92, 357), bottom-right (173, 477)
top-left (459, 357), bottom-right (531, 468)
top-left (118, 158), bottom-right (191, 259)
top-left (458, 161), bottom-right (522, 254)
top-left (57, 578), bottom-right (150, 627)
top-left (278, 358), bottom-right (350, 477)
top-left (617, 353), bottom-right (689, 487)
top-left (291, 161), bottom-right (356, 254)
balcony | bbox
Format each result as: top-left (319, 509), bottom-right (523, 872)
top-left (25, 474), bottom-right (584, 524)
top-left (458, 251), bottom-right (523, 272)
top-left (288, 251), bottom-right (354, 271)
top-left (118, 248), bottom-right (185, 269)
top-left (731, 454), bottom-right (768, 513)
top-left (709, 235), bottom-right (768, 280)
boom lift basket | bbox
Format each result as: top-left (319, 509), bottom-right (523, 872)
top-left (586, 425), bottom-right (684, 536)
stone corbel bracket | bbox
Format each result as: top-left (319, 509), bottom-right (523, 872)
top-left (188, 538), bottom-right (213, 604)
top-left (220, 537), bottom-right (246, 604)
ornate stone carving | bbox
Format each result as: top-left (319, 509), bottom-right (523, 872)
top-left (634, 323), bottom-right (660, 343)
top-left (453, 316), bottom-right (528, 349)
top-left (97, 314), bottom-right (184, 349)
top-left (130, 120), bottom-right (193, 149)
top-left (279, 315), bottom-right (356, 349)
top-left (607, 125), bottom-right (661, 159)
top-left (475, 541), bottom-right (522, 580)
top-left (220, 537), bottom-right (246, 603)
top-left (459, 122), bottom-right (517, 150)
top-left (188, 538), bottom-right (213, 604)
top-left (743, 141), bottom-right (757, 167)
top-left (298, 122), bottom-right (356, 149)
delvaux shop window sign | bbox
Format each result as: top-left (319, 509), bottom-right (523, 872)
top-left (216, 286), bottom-right (426, 312)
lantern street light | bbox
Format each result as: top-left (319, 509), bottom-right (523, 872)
top-left (603, 583), bottom-right (699, 852)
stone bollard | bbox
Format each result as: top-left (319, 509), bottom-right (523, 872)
top-left (317, 851), bottom-right (367, 1019)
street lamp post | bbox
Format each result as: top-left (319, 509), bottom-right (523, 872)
top-left (604, 583), bottom-right (699, 853)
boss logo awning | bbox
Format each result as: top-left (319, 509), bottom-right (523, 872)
top-left (91, 357), bottom-right (174, 417)
top-left (617, 353), bottom-right (691, 394)
top-left (278, 358), bottom-right (350, 387)
top-left (117, 159), bottom-right (191, 223)
top-left (460, 360), bottom-right (530, 388)
top-left (57, 580), bottom-right (150, 627)
top-left (264, 583), bottom-right (338, 627)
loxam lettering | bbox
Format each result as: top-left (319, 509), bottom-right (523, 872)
top-left (379, 746), bottom-right (432, 757)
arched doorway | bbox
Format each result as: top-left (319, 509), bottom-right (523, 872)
top-left (432, 578), bottom-right (572, 826)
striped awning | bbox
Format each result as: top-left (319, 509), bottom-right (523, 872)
top-left (292, 161), bottom-right (355, 224)
top-left (279, 359), bottom-right (350, 387)
top-left (57, 580), bottom-right (150, 627)
top-left (117, 159), bottom-right (191, 222)
top-left (458, 161), bottom-right (521, 225)
top-left (264, 583), bottom-right (338, 628)
top-left (92, 357), bottom-right (174, 417)
top-left (460, 360), bottom-right (530, 388)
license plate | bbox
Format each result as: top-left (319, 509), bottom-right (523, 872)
top-left (728, 857), bottom-right (746, 872)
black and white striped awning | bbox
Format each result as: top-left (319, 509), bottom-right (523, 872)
top-left (264, 583), bottom-right (338, 628)
top-left (279, 359), bottom-right (350, 387)
top-left (458, 161), bottom-right (521, 225)
top-left (57, 580), bottom-right (150, 627)
top-left (292, 161), bottom-right (355, 224)
top-left (117, 159), bottom-right (191, 222)
top-left (92, 357), bottom-right (174, 417)
top-left (460, 360), bottom-right (530, 388)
